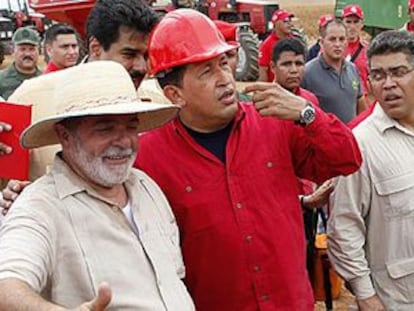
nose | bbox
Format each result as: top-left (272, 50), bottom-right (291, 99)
top-left (132, 55), bottom-right (147, 75)
top-left (383, 74), bottom-right (397, 89)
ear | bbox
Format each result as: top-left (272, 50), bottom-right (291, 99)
top-left (54, 123), bottom-right (72, 149)
top-left (270, 60), bottom-right (276, 72)
top-left (88, 36), bottom-right (103, 59)
top-left (45, 43), bottom-right (52, 57)
top-left (163, 85), bottom-right (186, 108)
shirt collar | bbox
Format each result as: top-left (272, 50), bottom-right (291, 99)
top-left (52, 153), bottom-right (140, 203)
top-left (372, 103), bottom-right (414, 136)
top-left (318, 54), bottom-right (347, 71)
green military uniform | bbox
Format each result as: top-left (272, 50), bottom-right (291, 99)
top-left (0, 64), bottom-right (41, 99)
top-left (0, 27), bottom-right (41, 99)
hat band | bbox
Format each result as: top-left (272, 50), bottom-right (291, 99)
top-left (63, 95), bottom-right (137, 113)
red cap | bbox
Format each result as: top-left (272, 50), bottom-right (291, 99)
top-left (213, 20), bottom-right (238, 43)
top-left (342, 4), bottom-right (364, 19)
top-left (271, 9), bottom-right (294, 23)
top-left (409, 0), bottom-right (414, 10)
top-left (318, 14), bottom-right (334, 28)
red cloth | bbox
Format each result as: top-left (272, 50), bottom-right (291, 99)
top-left (135, 104), bottom-right (361, 311)
top-left (258, 32), bottom-right (280, 82)
top-left (407, 22), bottom-right (414, 32)
top-left (42, 62), bottom-right (62, 74)
top-left (344, 38), bottom-right (369, 94)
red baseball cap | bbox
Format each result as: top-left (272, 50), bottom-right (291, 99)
top-left (214, 20), bottom-right (238, 43)
top-left (409, 0), bottom-right (414, 10)
top-left (342, 4), bottom-right (364, 19)
top-left (271, 9), bottom-right (294, 23)
top-left (318, 14), bottom-right (334, 28)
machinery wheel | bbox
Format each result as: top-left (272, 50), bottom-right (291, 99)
top-left (236, 30), bottom-right (259, 81)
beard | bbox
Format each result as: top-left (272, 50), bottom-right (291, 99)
top-left (69, 137), bottom-right (137, 188)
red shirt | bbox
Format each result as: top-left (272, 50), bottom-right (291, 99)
top-left (136, 104), bottom-right (361, 311)
top-left (42, 62), bottom-right (62, 74)
top-left (258, 32), bottom-right (280, 82)
top-left (344, 38), bottom-right (369, 94)
top-left (347, 100), bottom-right (377, 129)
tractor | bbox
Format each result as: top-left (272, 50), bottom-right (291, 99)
top-left (28, 0), bottom-right (282, 81)
top-left (335, 0), bottom-right (409, 37)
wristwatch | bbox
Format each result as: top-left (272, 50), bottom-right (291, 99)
top-left (297, 103), bottom-right (316, 126)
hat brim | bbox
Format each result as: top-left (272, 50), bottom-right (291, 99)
top-left (15, 40), bottom-right (38, 45)
top-left (21, 100), bottom-right (179, 149)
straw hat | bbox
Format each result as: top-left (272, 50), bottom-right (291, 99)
top-left (21, 61), bottom-right (180, 149)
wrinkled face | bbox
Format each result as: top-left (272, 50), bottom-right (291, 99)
top-left (271, 51), bottom-right (305, 91)
top-left (173, 53), bottom-right (238, 132)
top-left (62, 114), bottom-right (139, 188)
top-left (321, 23), bottom-right (347, 61)
top-left (98, 26), bottom-right (148, 88)
top-left (13, 43), bottom-right (39, 72)
top-left (275, 18), bottom-right (293, 36)
top-left (370, 52), bottom-right (414, 127)
top-left (343, 15), bottom-right (364, 42)
top-left (46, 34), bottom-right (79, 69)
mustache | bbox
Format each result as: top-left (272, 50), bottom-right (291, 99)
top-left (218, 88), bottom-right (234, 100)
top-left (23, 56), bottom-right (34, 61)
top-left (129, 70), bottom-right (146, 80)
top-left (101, 146), bottom-right (134, 158)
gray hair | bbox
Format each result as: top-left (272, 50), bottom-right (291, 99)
top-left (367, 30), bottom-right (414, 65)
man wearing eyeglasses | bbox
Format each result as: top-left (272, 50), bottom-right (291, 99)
top-left (328, 30), bottom-right (414, 311)
top-left (258, 9), bottom-right (294, 82)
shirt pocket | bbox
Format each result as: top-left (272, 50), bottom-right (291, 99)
top-left (374, 172), bottom-right (414, 220)
top-left (386, 258), bottom-right (414, 300)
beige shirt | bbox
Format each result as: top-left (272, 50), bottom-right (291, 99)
top-left (328, 104), bottom-right (414, 309)
top-left (0, 155), bottom-right (195, 311)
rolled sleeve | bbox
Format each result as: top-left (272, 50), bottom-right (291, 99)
top-left (0, 194), bottom-right (55, 292)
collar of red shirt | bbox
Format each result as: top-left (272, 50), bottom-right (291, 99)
top-left (43, 62), bottom-right (62, 74)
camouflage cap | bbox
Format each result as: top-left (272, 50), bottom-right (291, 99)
top-left (12, 27), bottom-right (40, 46)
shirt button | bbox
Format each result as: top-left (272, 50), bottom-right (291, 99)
top-left (245, 235), bottom-right (253, 243)
top-left (267, 162), bottom-right (273, 168)
top-left (185, 186), bottom-right (192, 192)
top-left (261, 294), bottom-right (269, 301)
top-left (236, 202), bottom-right (242, 209)
top-left (253, 265), bottom-right (260, 272)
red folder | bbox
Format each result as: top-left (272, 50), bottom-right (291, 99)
top-left (0, 102), bottom-right (32, 180)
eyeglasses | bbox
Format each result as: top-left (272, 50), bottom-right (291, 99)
top-left (369, 65), bottom-right (414, 83)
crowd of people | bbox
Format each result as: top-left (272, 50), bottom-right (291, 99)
top-left (0, 0), bottom-right (413, 310)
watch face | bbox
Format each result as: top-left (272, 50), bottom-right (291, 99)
top-left (301, 105), bottom-right (315, 124)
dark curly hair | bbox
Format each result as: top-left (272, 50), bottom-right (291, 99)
top-left (86, 0), bottom-right (159, 51)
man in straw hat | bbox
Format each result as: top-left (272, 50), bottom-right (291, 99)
top-left (0, 0), bottom-right (159, 209)
top-left (0, 61), bottom-right (195, 311)
top-left (135, 9), bottom-right (362, 311)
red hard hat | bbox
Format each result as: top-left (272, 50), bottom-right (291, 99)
top-left (318, 14), bottom-right (334, 28)
top-left (213, 20), bottom-right (238, 44)
top-left (148, 9), bottom-right (238, 76)
top-left (342, 4), bottom-right (364, 19)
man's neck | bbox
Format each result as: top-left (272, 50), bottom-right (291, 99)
top-left (347, 36), bottom-right (360, 44)
top-left (322, 54), bottom-right (343, 73)
top-left (274, 29), bottom-right (288, 40)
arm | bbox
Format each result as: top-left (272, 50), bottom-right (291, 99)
top-left (243, 82), bottom-right (362, 183)
top-left (0, 279), bottom-right (111, 311)
top-left (327, 162), bottom-right (377, 301)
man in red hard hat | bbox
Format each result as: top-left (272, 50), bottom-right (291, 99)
top-left (258, 9), bottom-right (295, 82)
top-left (402, 0), bottom-right (414, 32)
top-left (342, 4), bottom-right (370, 95)
top-left (136, 8), bottom-right (362, 311)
